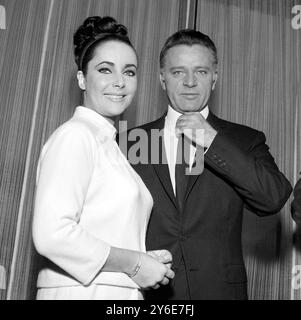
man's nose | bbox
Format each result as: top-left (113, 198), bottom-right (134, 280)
top-left (183, 72), bottom-right (197, 87)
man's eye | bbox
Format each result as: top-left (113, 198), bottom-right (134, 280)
top-left (197, 70), bottom-right (208, 75)
top-left (173, 71), bottom-right (183, 75)
top-left (98, 68), bottom-right (111, 74)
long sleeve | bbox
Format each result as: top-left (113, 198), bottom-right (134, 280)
top-left (292, 179), bottom-right (301, 224)
top-left (205, 131), bottom-right (292, 216)
top-left (32, 123), bottom-right (111, 285)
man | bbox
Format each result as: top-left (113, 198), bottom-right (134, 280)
top-left (292, 178), bottom-right (301, 225)
top-left (123, 30), bottom-right (292, 299)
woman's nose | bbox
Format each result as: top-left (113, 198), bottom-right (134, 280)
top-left (113, 74), bottom-right (125, 88)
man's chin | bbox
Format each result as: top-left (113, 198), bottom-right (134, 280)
top-left (179, 105), bottom-right (203, 113)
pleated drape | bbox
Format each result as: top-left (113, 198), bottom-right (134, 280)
top-left (0, 0), bottom-right (54, 300)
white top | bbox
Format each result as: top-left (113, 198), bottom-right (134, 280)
top-left (164, 105), bottom-right (209, 194)
top-left (33, 106), bottom-right (153, 289)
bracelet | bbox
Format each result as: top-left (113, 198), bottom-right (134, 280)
top-left (128, 252), bottom-right (142, 278)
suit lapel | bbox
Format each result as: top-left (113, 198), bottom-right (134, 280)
top-left (184, 111), bottom-right (227, 202)
top-left (147, 111), bottom-right (227, 209)
top-left (148, 114), bottom-right (178, 209)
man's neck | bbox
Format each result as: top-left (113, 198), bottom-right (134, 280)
top-left (165, 105), bottom-right (209, 130)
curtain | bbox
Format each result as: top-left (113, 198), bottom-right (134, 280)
top-left (0, 0), bottom-right (53, 300)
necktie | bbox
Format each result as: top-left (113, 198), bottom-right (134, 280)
top-left (175, 134), bottom-right (190, 212)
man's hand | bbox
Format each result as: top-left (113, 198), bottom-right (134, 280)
top-left (175, 112), bottom-right (217, 149)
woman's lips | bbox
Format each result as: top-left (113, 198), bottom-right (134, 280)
top-left (104, 94), bottom-right (126, 102)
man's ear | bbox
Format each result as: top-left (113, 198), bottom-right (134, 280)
top-left (211, 71), bottom-right (218, 91)
top-left (77, 71), bottom-right (86, 91)
top-left (159, 72), bottom-right (166, 90)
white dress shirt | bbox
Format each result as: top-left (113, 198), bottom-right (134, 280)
top-left (33, 106), bottom-right (153, 291)
top-left (163, 105), bottom-right (209, 194)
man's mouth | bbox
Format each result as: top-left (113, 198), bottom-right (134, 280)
top-left (181, 93), bottom-right (199, 100)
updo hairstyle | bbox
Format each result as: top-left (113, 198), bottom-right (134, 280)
top-left (73, 16), bottom-right (135, 74)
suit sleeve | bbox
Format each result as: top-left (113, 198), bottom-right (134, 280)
top-left (204, 131), bottom-right (292, 216)
top-left (292, 179), bottom-right (301, 224)
top-left (32, 124), bottom-right (111, 285)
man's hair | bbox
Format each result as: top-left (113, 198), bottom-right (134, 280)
top-left (159, 29), bottom-right (218, 69)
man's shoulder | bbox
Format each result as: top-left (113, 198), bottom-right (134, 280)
top-left (212, 113), bottom-right (263, 139)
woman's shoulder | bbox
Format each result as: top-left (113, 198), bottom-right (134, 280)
top-left (42, 117), bottom-right (98, 158)
top-left (51, 116), bottom-right (96, 142)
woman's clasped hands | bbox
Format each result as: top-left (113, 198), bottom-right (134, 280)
top-left (130, 249), bottom-right (175, 290)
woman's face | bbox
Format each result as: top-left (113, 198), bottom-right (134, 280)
top-left (77, 40), bottom-right (138, 123)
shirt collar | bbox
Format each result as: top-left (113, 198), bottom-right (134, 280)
top-left (73, 106), bottom-right (117, 140)
top-left (165, 105), bottom-right (209, 131)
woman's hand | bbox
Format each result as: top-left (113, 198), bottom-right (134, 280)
top-left (102, 247), bottom-right (174, 290)
top-left (130, 252), bottom-right (175, 289)
top-left (147, 249), bottom-right (173, 268)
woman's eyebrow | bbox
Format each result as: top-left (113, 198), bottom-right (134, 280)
top-left (95, 62), bottom-right (137, 69)
top-left (96, 61), bottom-right (114, 67)
top-left (124, 64), bottom-right (137, 69)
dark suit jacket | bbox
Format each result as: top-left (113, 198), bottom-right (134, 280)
top-left (122, 111), bottom-right (292, 300)
top-left (292, 179), bottom-right (301, 224)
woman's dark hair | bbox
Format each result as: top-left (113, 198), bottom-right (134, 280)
top-left (73, 16), bottom-right (135, 74)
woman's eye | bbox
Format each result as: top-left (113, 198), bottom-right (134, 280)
top-left (124, 70), bottom-right (136, 76)
top-left (98, 68), bottom-right (111, 74)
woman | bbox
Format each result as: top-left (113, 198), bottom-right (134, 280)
top-left (32, 16), bottom-right (174, 300)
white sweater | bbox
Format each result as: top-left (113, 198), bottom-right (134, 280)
top-left (33, 106), bottom-right (153, 289)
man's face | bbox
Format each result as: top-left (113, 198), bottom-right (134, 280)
top-left (160, 44), bottom-right (218, 113)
